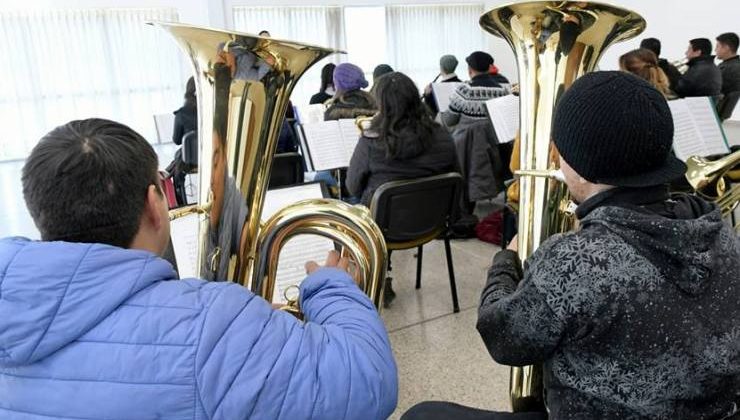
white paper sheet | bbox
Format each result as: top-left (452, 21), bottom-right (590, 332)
top-left (485, 94), bottom-right (519, 144)
top-left (169, 213), bottom-right (200, 279)
top-left (272, 235), bottom-right (335, 304)
top-left (338, 118), bottom-right (362, 162)
top-left (301, 121), bottom-right (346, 170)
top-left (669, 97), bottom-right (730, 160)
top-left (263, 183), bottom-right (334, 304)
top-left (262, 183), bottom-right (326, 221)
top-left (294, 103), bottom-right (326, 124)
top-left (432, 82), bottom-right (463, 113)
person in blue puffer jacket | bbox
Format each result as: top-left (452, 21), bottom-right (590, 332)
top-left (0, 118), bottom-right (398, 419)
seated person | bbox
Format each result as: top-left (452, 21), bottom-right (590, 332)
top-left (716, 32), bottom-right (740, 108)
top-left (167, 76), bottom-right (197, 205)
top-left (346, 71), bottom-right (458, 207)
top-left (640, 37), bottom-right (682, 91)
top-left (324, 62), bottom-right (377, 121)
top-left (310, 62), bottom-right (336, 105)
top-left (373, 64), bottom-right (394, 84)
top-left (674, 38), bottom-right (722, 98)
top-left (405, 72), bottom-right (740, 420)
top-left (619, 48), bottom-right (674, 98)
top-left (0, 118), bottom-right (398, 419)
top-left (441, 51), bottom-right (510, 131)
top-left (422, 54), bottom-right (462, 115)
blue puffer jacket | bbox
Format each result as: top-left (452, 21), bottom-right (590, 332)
top-left (0, 238), bottom-right (398, 419)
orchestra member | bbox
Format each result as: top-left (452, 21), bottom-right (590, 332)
top-left (0, 118), bottom-right (398, 419)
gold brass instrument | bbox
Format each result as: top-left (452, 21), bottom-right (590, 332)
top-left (155, 23), bottom-right (387, 315)
top-left (686, 150), bottom-right (740, 219)
top-left (480, 1), bottom-right (645, 412)
top-left (355, 116), bottom-right (374, 133)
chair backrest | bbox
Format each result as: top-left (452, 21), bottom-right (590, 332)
top-left (269, 152), bottom-right (305, 189)
top-left (153, 113), bottom-right (175, 144)
top-left (182, 130), bottom-right (198, 166)
top-left (718, 91), bottom-right (740, 121)
top-left (370, 173), bottom-right (463, 243)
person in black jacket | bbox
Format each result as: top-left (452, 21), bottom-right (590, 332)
top-left (346, 71), bottom-right (458, 207)
top-left (309, 63), bottom-right (336, 105)
top-left (347, 71), bottom-right (458, 307)
top-left (674, 38), bottom-right (722, 98)
top-left (172, 77), bottom-right (196, 145)
top-left (422, 54), bottom-right (462, 116)
top-left (640, 38), bottom-right (682, 91)
top-left (716, 33), bottom-right (740, 97)
top-left (404, 71), bottom-right (740, 420)
top-left (168, 77), bottom-right (197, 205)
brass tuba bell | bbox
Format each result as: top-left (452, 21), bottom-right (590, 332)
top-left (685, 150), bottom-right (740, 219)
top-left (155, 23), bottom-right (387, 316)
top-left (479, 1), bottom-right (646, 412)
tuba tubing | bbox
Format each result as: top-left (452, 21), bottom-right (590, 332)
top-left (155, 23), bottom-right (387, 318)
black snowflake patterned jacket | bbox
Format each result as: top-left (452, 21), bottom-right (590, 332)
top-left (477, 187), bottom-right (740, 420)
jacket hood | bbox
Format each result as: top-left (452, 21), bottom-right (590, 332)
top-left (583, 195), bottom-right (729, 296)
top-left (0, 238), bottom-right (175, 367)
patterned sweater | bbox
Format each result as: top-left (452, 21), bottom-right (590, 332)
top-left (477, 188), bottom-right (740, 420)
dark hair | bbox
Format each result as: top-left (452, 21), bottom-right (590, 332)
top-left (619, 49), bottom-right (671, 96)
top-left (320, 62), bottom-right (336, 93)
top-left (184, 76), bottom-right (196, 108)
top-left (22, 118), bottom-right (160, 248)
top-left (258, 30), bottom-right (270, 37)
top-left (689, 38), bottom-right (713, 56)
top-left (717, 32), bottom-right (739, 54)
top-left (640, 38), bottom-right (661, 57)
top-left (371, 72), bottom-right (438, 159)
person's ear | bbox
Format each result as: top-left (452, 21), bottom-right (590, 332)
top-left (144, 184), bottom-right (165, 231)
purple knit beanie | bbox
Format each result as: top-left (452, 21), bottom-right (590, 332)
top-left (333, 63), bottom-right (368, 92)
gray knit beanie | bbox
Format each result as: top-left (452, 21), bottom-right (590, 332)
top-left (440, 55), bottom-right (458, 74)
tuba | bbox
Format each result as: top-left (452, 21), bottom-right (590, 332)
top-left (157, 23), bottom-right (387, 315)
top-left (479, 1), bottom-right (645, 412)
top-left (686, 149), bottom-right (740, 227)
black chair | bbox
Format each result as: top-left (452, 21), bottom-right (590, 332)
top-left (269, 152), bottom-right (305, 189)
top-left (717, 91), bottom-right (740, 121)
top-left (182, 130), bottom-right (198, 167)
top-left (370, 173), bottom-right (464, 313)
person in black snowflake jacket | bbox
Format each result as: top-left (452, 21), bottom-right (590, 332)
top-left (476, 72), bottom-right (740, 419)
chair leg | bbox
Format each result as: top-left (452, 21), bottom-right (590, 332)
top-left (444, 237), bottom-right (460, 313)
top-left (415, 245), bottom-right (423, 289)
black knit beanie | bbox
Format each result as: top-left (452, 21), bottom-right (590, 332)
top-left (552, 71), bottom-right (686, 187)
top-left (466, 51), bottom-right (494, 73)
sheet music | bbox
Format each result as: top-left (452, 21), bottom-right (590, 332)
top-left (262, 183), bottom-right (326, 221)
top-left (153, 113), bottom-right (175, 143)
top-left (669, 97), bottom-right (730, 160)
top-left (301, 121), bottom-right (347, 170)
top-left (294, 104), bottom-right (326, 124)
top-left (170, 213), bottom-right (200, 279)
top-left (485, 95), bottom-right (519, 144)
top-left (338, 118), bottom-right (361, 162)
top-left (432, 82), bottom-right (462, 113)
top-left (263, 183), bottom-right (334, 304)
top-left (273, 235), bottom-right (335, 305)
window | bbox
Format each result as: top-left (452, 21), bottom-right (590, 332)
top-left (385, 4), bottom-right (487, 88)
top-left (233, 6), bottom-right (345, 106)
top-left (344, 7), bottom-right (387, 84)
top-left (0, 8), bottom-right (189, 160)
